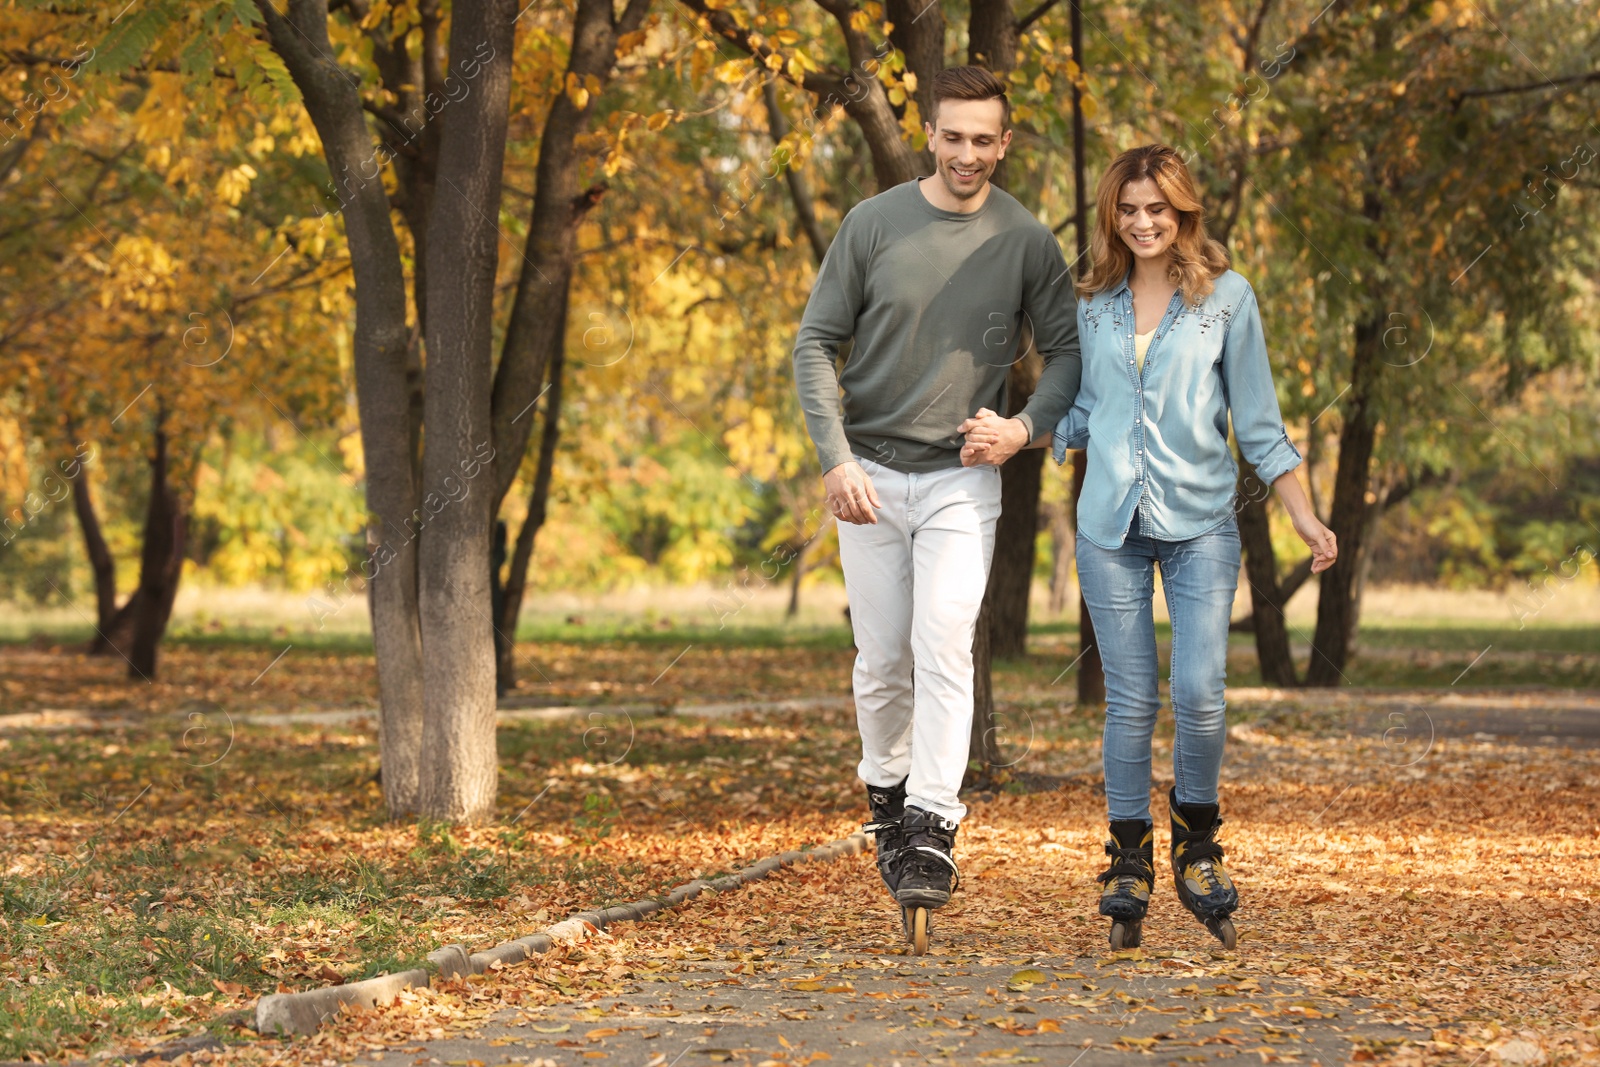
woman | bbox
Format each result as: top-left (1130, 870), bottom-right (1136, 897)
top-left (964, 144), bottom-right (1336, 950)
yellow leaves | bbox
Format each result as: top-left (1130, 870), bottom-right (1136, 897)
top-left (646, 111), bottom-right (673, 133)
top-left (786, 50), bottom-right (820, 78)
top-left (164, 155), bottom-right (198, 189)
top-left (132, 74), bottom-right (186, 145)
top-left (246, 123), bottom-right (276, 159)
top-left (602, 125), bottom-right (630, 178)
top-left (566, 72), bottom-right (601, 109)
top-left (1033, 72), bottom-right (1051, 95)
top-left (714, 60), bottom-right (749, 85)
top-left (1007, 968), bottom-right (1050, 990)
top-left (215, 163), bottom-right (258, 206)
top-left (900, 99), bottom-right (924, 148)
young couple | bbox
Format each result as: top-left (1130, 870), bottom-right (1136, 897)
top-left (792, 66), bottom-right (1337, 954)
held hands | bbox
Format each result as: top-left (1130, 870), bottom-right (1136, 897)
top-left (958, 407), bottom-right (1029, 467)
top-left (823, 461), bottom-right (882, 525)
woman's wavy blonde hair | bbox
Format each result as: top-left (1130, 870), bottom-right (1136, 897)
top-left (1076, 144), bottom-right (1230, 307)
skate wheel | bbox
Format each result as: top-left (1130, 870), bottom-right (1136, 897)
top-left (1212, 918), bottom-right (1237, 950)
top-left (909, 906), bottom-right (930, 956)
top-left (1109, 920), bottom-right (1142, 951)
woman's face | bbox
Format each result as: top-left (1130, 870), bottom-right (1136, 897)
top-left (1116, 178), bottom-right (1179, 263)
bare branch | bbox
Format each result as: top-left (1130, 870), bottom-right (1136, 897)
top-left (1016, 0), bottom-right (1061, 33)
top-left (1455, 69), bottom-right (1600, 101)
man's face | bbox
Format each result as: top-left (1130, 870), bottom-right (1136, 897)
top-left (925, 98), bottom-right (1010, 201)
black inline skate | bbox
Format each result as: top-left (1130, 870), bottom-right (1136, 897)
top-left (1169, 788), bottom-right (1239, 949)
top-left (892, 806), bottom-right (960, 956)
top-left (861, 778), bottom-right (908, 894)
top-left (1096, 819), bottom-right (1154, 950)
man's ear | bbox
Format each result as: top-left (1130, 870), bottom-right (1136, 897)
top-left (924, 119), bottom-right (936, 142)
top-left (997, 128), bottom-right (1014, 160)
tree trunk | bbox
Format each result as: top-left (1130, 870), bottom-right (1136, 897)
top-left (496, 293), bottom-right (568, 695)
top-left (255, 0), bottom-right (425, 818)
top-left (988, 444), bottom-right (1044, 659)
top-left (786, 550), bottom-right (805, 618)
top-left (1045, 498), bottom-right (1074, 615)
top-left (70, 459), bottom-right (118, 634)
top-left (1072, 450), bottom-right (1105, 702)
top-left (127, 423), bottom-right (186, 680)
top-left (414, 0), bottom-right (518, 824)
top-left (967, 600), bottom-right (1002, 784)
top-left (1235, 464), bottom-right (1299, 686)
top-left (969, 0), bottom-right (1019, 72)
top-left (1306, 311), bottom-right (1382, 686)
top-left (91, 592), bottom-right (141, 659)
top-left (1067, 0), bottom-right (1104, 706)
top-left (888, 0), bottom-right (943, 167)
top-left (965, 0), bottom-right (1027, 773)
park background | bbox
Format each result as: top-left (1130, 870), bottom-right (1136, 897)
top-left (1, 0), bottom-right (1598, 1064)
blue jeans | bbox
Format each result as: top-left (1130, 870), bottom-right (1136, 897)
top-left (1076, 516), bottom-right (1241, 823)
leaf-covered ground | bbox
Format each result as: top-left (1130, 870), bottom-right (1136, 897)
top-left (2, 632), bottom-right (1598, 1065)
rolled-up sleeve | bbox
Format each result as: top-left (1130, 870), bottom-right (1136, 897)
top-left (1221, 284), bottom-right (1302, 485)
top-left (1052, 400), bottom-right (1090, 463)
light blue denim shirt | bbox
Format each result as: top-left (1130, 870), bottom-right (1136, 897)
top-left (1052, 268), bottom-right (1302, 549)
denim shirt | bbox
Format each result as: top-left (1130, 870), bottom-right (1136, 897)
top-left (1052, 268), bottom-right (1302, 549)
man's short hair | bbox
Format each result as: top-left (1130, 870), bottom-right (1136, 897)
top-left (929, 65), bottom-right (1010, 130)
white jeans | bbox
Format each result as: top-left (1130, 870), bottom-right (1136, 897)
top-left (837, 455), bottom-right (1003, 824)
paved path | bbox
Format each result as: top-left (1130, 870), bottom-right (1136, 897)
top-left (355, 919), bottom-right (1423, 1066)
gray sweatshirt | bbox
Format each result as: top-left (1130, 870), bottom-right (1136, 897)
top-left (792, 179), bottom-right (1082, 474)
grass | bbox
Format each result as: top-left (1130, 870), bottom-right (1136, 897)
top-left (0, 705), bottom-right (872, 1060)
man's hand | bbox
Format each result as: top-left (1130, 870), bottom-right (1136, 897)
top-left (958, 408), bottom-right (1029, 467)
top-left (823, 461), bottom-right (883, 525)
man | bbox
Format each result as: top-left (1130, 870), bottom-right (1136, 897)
top-left (791, 65), bottom-right (1081, 944)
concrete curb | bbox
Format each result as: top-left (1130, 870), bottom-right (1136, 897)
top-left (253, 830), bottom-right (870, 1036)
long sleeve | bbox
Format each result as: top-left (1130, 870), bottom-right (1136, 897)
top-left (1221, 284), bottom-right (1302, 484)
top-left (792, 210), bottom-right (867, 474)
top-left (1014, 230), bottom-right (1082, 439)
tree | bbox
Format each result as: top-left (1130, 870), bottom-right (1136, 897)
top-left (1172, 0), bottom-right (1600, 684)
top-left (487, 0), bottom-right (655, 693)
top-left (0, 7), bottom-right (351, 678)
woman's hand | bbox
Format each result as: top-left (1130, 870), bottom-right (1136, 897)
top-left (1272, 470), bottom-right (1337, 573)
top-left (1292, 510), bottom-right (1338, 574)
